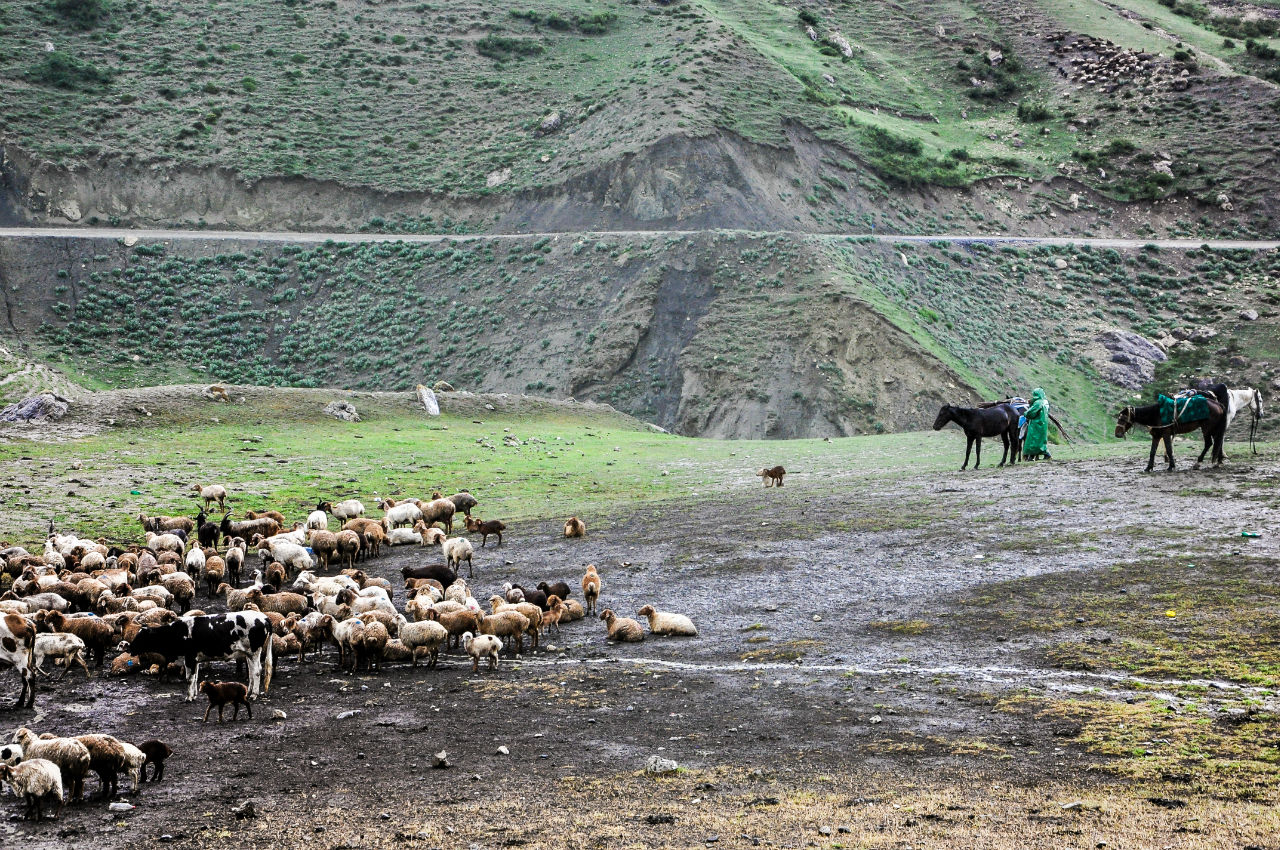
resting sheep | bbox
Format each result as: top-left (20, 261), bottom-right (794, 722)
top-left (564, 516), bottom-right (586, 538)
top-left (636, 605), bottom-right (698, 636)
top-left (462, 631), bottom-right (502, 672)
top-left (600, 609), bottom-right (645, 643)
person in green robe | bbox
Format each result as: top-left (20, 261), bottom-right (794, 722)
top-left (1023, 387), bottom-right (1052, 460)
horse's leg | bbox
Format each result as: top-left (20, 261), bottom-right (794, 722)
top-left (1146, 436), bottom-right (1158, 472)
top-left (998, 432), bottom-right (1008, 468)
top-left (974, 436), bottom-right (982, 469)
top-left (961, 435), bottom-right (972, 471)
top-left (1165, 434), bottom-right (1176, 470)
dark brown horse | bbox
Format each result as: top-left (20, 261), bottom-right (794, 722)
top-left (933, 404), bottom-right (1019, 471)
top-left (1114, 397), bottom-right (1226, 472)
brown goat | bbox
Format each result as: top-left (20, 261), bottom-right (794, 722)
top-left (464, 515), bottom-right (506, 547)
top-left (756, 465), bottom-right (786, 487)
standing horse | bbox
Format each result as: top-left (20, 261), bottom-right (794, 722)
top-left (933, 404), bottom-right (1019, 471)
top-left (1225, 387), bottom-right (1264, 454)
top-left (1114, 397), bottom-right (1226, 472)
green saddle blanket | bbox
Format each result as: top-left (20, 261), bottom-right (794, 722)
top-left (1158, 393), bottom-right (1211, 426)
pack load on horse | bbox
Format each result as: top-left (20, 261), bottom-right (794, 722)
top-left (1115, 384), bottom-right (1227, 472)
top-left (977, 390), bottom-right (1071, 463)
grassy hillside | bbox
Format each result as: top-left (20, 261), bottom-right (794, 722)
top-left (2, 233), bottom-right (1276, 439)
top-left (0, 0), bottom-right (1278, 230)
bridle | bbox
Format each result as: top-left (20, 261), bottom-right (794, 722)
top-left (1116, 406), bottom-right (1135, 437)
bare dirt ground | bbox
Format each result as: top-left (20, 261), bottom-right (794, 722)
top-left (4, 453), bottom-right (1280, 849)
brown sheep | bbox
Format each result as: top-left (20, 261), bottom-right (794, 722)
top-left (199, 681), bottom-right (251, 722)
top-left (600, 609), bottom-right (645, 643)
top-left (428, 607), bottom-right (481, 650)
top-left (246, 509), bottom-right (287, 526)
top-left (478, 610), bottom-right (529, 655)
top-left (309, 530), bottom-right (339, 571)
top-left (543, 595), bottom-right (566, 633)
top-left (137, 740), bottom-right (172, 783)
top-left (362, 620), bottom-right (389, 672)
top-left (245, 588), bottom-right (308, 616)
top-left (419, 497), bottom-right (457, 534)
top-left (335, 530), bottom-right (361, 570)
top-left (581, 564), bottom-right (601, 615)
top-left (756, 465), bottom-right (786, 487)
top-left (35, 610), bottom-right (113, 669)
top-left (488, 596), bottom-right (542, 649)
top-left (564, 516), bottom-right (586, 538)
top-left (265, 561), bottom-right (287, 590)
top-left (75, 734), bottom-right (130, 799)
top-left (343, 519), bottom-right (386, 559)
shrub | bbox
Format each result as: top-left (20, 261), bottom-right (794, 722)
top-left (1016, 101), bottom-right (1052, 122)
top-left (476, 35), bottom-right (544, 60)
top-left (26, 51), bottom-right (112, 89)
top-left (798, 9), bottom-right (820, 27)
top-left (49, 0), bottom-right (111, 29)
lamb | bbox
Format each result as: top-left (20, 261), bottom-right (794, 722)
top-left (478, 610), bottom-right (530, 655)
top-left (307, 530), bottom-right (339, 571)
top-left (203, 553), bottom-right (227, 596)
top-left (464, 515), bottom-right (506, 547)
top-left (397, 619), bottom-right (448, 668)
top-left (600, 609), bottom-right (645, 643)
top-left (137, 740), bottom-right (172, 783)
top-left (75, 734), bottom-right (130, 799)
top-left (636, 605), bottom-right (698, 636)
top-left (318, 499), bottom-right (365, 520)
top-left (379, 498), bottom-right (423, 529)
top-left (581, 564), bottom-right (601, 615)
top-left (11, 728), bottom-right (90, 801)
top-left (199, 680), bottom-right (251, 722)
top-left (33, 633), bottom-right (90, 680)
top-left (306, 510), bottom-right (329, 531)
top-left (756, 465), bottom-right (786, 487)
top-left (564, 516), bottom-right (586, 538)
top-left (461, 631), bottom-right (502, 672)
top-left (0, 759), bottom-right (63, 820)
top-left (34, 611), bottom-right (112, 668)
top-left (543, 596), bottom-right (566, 633)
top-left (192, 483), bottom-right (228, 511)
top-left (440, 536), bottom-right (475, 577)
top-left (404, 595), bottom-right (436, 623)
top-left (335, 530), bottom-right (361, 570)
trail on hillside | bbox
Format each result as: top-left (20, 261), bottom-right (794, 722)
top-left (1, 226), bottom-right (1278, 250)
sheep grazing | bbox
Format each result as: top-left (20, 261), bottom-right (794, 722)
top-left (461, 631), bottom-right (502, 672)
top-left (756, 465), bottom-right (786, 487)
top-left (11, 728), bottom-right (90, 801)
top-left (33, 633), bottom-right (91, 680)
top-left (318, 499), bottom-right (365, 521)
top-left (137, 740), bottom-right (172, 783)
top-left (600, 609), bottom-right (645, 643)
top-left (199, 680), bottom-right (251, 723)
top-left (441, 536), bottom-right (475, 577)
top-left (75, 734), bottom-right (130, 800)
top-left (120, 741), bottom-right (146, 792)
top-left (306, 510), bottom-right (329, 531)
top-left (564, 516), bottom-right (586, 538)
top-left (245, 509), bottom-right (286, 526)
top-left (0, 759), bottom-right (63, 820)
top-left (636, 605), bottom-right (698, 636)
top-left (478, 609), bottom-right (530, 655)
top-left (464, 515), bottom-right (506, 547)
top-left (192, 483), bottom-right (229, 511)
top-left (581, 565), bottom-right (601, 615)
top-left (445, 490), bottom-right (478, 517)
top-left (397, 619), bottom-right (448, 668)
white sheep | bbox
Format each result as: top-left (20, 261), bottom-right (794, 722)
top-left (386, 527), bottom-right (422, 546)
top-left (444, 578), bottom-right (469, 605)
top-left (33, 633), bottom-right (90, 680)
top-left (132, 585), bottom-right (174, 609)
top-left (256, 539), bottom-right (313, 575)
top-left (120, 742), bottom-right (146, 792)
top-left (397, 620), bottom-right (448, 667)
top-left (413, 522), bottom-right (446, 546)
top-left (441, 536), bottom-right (474, 577)
top-left (144, 532), bottom-right (185, 555)
top-left (306, 510), bottom-right (329, 531)
top-left (461, 631), bottom-right (502, 672)
top-left (319, 499), bottom-right (364, 520)
top-left (0, 758), bottom-right (64, 821)
top-left (184, 546), bottom-right (206, 575)
top-left (636, 605), bottom-right (698, 636)
top-left (349, 594), bottom-right (397, 618)
top-left (192, 482), bottom-right (228, 511)
top-left (380, 499), bottom-right (423, 529)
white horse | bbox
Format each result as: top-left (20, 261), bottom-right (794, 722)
top-left (1226, 387), bottom-right (1264, 453)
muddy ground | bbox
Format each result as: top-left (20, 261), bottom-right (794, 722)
top-left (4, 453), bottom-right (1280, 849)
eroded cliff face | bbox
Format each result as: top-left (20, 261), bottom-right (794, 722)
top-left (0, 231), bottom-right (980, 438)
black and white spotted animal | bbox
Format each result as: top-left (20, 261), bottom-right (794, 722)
top-left (125, 612), bottom-right (273, 702)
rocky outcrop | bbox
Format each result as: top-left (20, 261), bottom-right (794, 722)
top-left (0, 392), bottom-right (69, 423)
top-left (1096, 329), bottom-right (1167, 390)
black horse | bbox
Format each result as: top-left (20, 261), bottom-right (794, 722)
top-left (933, 404), bottom-right (1020, 471)
top-left (1114, 395), bottom-right (1226, 472)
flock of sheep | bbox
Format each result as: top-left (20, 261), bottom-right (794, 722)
top-left (0, 484), bottom-right (698, 821)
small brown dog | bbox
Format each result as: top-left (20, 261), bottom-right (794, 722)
top-left (199, 680), bottom-right (252, 723)
top-left (756, 465), bottom-right (786, 487)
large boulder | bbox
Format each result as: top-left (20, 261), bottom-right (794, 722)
top-left (416, 384), bottom-right (440, 416)
top-left (322, 401), bottom-right (360, 422)
top-left (1096, 329), bottom-right (1167, 390)
top-left (0, 393), bottom-right (70, 423)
